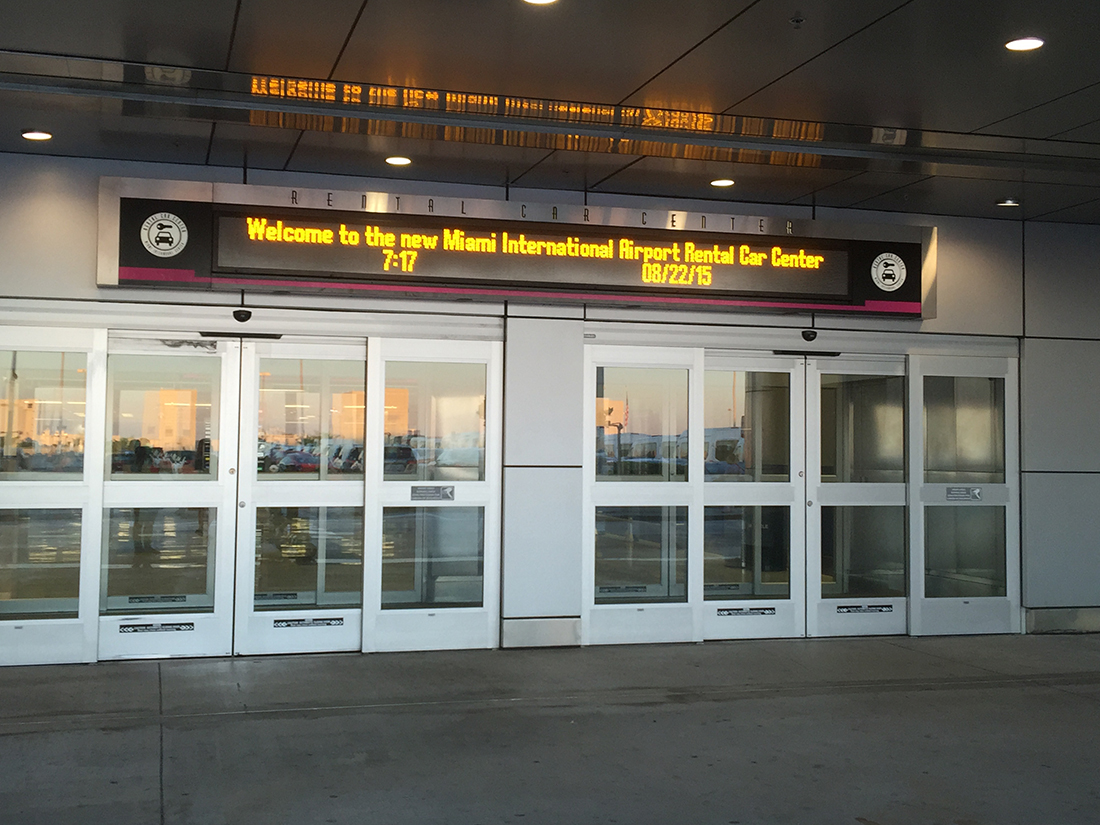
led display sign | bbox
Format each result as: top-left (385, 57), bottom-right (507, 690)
top-left (215, 212), bottom-right (852, 299)
top-left (111, 195), bottom-right (924, 315)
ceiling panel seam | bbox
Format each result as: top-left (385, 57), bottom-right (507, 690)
top-left (615, 0), bottom-right (766, 106)
top-left (329, 0), bottom-right (372, 80)
top-left (282, 130), bottom-right (306, 172)
top-left (973, 79), bottom-right (1100, 137)
top-left (589, 156), bottom-right (646, 189)
top-left (224, 0), bottom-right (244, 72)
top-left (796, 170), bottom-right (869, 203)
top-left (282, 0), bottom-right (371, 173)
top-left (203, 122), bottom-right (217, 166)
top-left (1049, 117), bottom-right (1100, 141)
top-left (846, 174), bottom-right (933, 208)
top-left (508, 150), bottom-right (558, 186)
top-left (1023, 194), bottom-right (1100, 222)
top-left (720, 0), bottom-right (916, 115)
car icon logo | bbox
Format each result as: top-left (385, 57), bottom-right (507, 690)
top-left (140, 212), bottom-right (189, 258)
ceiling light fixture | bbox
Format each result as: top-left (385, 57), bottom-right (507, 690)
top-left (1005, 37), bottom-right (1044, 51)
top-left (997, 197), bottom-right (1020, 207)
top-left (710, 178), bottom-right (735, 188)
top-left (21, 129), bottom-right (52, 141)
top-left (524, 0), bottom-right (559, 5)
top-left (385, 156), bottom-right (412, 166)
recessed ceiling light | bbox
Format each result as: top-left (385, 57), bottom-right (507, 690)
top-left (710, 178), bottom-right (735, 188)
top-left (1006, 37), bottom-right (1044, 51)
top-left (385, 156), bottom-right (412, 166)
top-left (524, 0), bottom-right (558, 5)
top-left (997, 197), bottom-right (1020, 207)
top-left (21, 129), bottom-right (52, 141)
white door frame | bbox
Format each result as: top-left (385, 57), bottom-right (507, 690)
top-left (908, 354), bottom-right (1021, 635)
top-left (0, 327), bottom-right (104, 666)
top-left (806, 355), bottom-right (909, 636)
top-left (364, 337), bottom-right (503, 652)
top-left (232, 338), bottom-right (366, 655)
top-left (97, 334), bottom-right (241, 659)
top-left (700, 351), bottom-right (807, 641)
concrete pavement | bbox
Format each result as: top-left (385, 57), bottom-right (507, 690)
top-left (2, 634), bottom-right (1100, 824)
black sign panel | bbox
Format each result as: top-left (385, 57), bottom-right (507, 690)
top-left (113, 198), bottom-right (923, 315)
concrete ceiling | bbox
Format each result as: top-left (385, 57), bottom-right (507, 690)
top-left (2, 0), bottom-right (1099, 222)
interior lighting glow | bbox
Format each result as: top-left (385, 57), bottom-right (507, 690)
top-left (524, 0), bottom-right (559, 4)
top-left (710, 178), bottom-right (735, 187)
top-left (1005, 37), bottom-right (1044, 51)
top-left (997, 198), bottom-right (1021, 207)
top-left (21, 129), bottom-right (52, 141)
top-left (385, 156), bottom-right (412, 166)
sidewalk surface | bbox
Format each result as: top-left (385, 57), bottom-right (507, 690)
top-left (2, 634), bottom-right (1100, 824)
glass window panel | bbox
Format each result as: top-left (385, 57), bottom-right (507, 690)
top-left (820, 374), bottom-right (905, 483)
top-left (924, 506), bottom-right (1006, 598)
top-left (704, 371), bottom-right (789, 482)
top-left (924, 376), bottom-right (1005, 483)
top-left (101, 507), bottom-right (216, 614)
top-left (257, 359), bottom-right (365, 480)
top-left (384, 362), bottom-right (486, 482)
top-left (254, 507), bottom-right (363, 610)
top-left (1, 350), bottom-right (86, 478)
top-left (0, 509), bottom-right (81, 619)
top-left (382, 507), bottom-right (484, 608)
top-left (596, 367), bottom-right (688, 482)
top-left (821, 506), bottom-right (906, 598)
top-left (704, 506), bottom-right (790, 600)
top-left (595, 506), bottom-right (687, 603)
top-left (107, 355), bottom-right (220, 479)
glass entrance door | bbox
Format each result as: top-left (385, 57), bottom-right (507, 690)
top-left (233, 340), bottom-right (366, 655)
top-left (585, 346), bottom-right (918, 643)
top-left (98, 333), bottom-right (502, 660)
top-left (700, 353), bottom-right (807, 640)
top-left (98, 335), bottom-right (240, 659)
top-left (366, 338), bottom-right (502, 652)
top-left (909, 355), bottom-right (1020, 635)
top-left (806, 357), bottom-right (909, 636)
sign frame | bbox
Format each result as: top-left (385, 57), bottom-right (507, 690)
top-left (99, 178), bottom-right (935, 317)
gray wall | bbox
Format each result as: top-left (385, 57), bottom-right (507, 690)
top-left (501, 314), bottom-right (585, 621)
top-left (1021, 223), bottom-right (1100, 609)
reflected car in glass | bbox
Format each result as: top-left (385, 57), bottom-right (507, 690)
top-left (383, 445), bottom-right (418, 475)
top-left (272, 451), bottom-right (321, 473)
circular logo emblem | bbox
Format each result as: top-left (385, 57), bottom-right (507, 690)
top-left (870, 252), bottom-right (906, 292)
top-left (140, 212), bottom-right (188, 258)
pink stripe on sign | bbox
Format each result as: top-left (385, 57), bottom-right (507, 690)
top-left (858, 300), bottom-right (922, 313)
top-left (119, 267), bottom-right (203, 283)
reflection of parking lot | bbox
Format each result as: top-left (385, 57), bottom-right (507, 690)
top-left (254, 507), bottom-right (363, 608)
top-left (381, 508), bottom-right (483, 607)
top-left (104, 508), bottom-right (214, 607)
top-left (594, 508), bottom-right (686, 600)
top-left (0, 510), bottom-right (81, 610)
